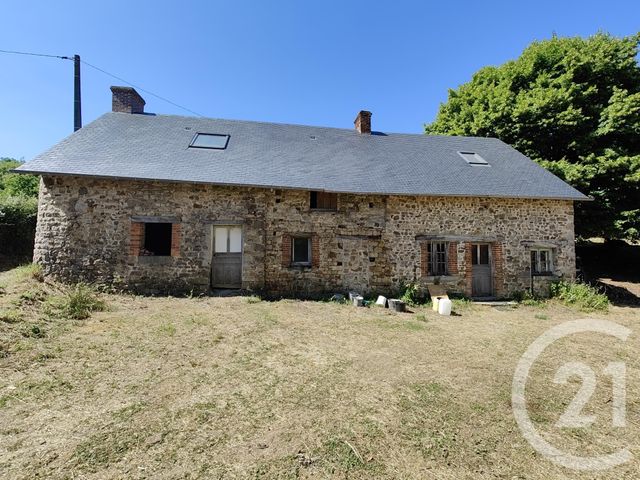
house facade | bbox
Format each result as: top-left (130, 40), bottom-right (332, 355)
top-left (19, 87), bottom-right (587, 298)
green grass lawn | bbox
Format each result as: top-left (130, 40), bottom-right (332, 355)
top-left (0, 266), bottom-right (639, 479)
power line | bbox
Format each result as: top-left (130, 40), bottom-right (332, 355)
top-left (80, 59), bottom-right (205, 117)
top-left (0, 48), bottom-right (72, 60)
top-left (0, 48), bottom-right (205, 118)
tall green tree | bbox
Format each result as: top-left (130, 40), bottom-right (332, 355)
top-left (426, 33), bottom-right (640, 240)
top-left (0, 158), bottom-right (39, 198)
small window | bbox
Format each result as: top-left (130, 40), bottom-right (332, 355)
top-left (458, 151), bottom-right (489, 166)
top-left (472, 244), bottom-right (490, 265)
top-left (189, 133), bottom-right (230, 150)
top-left (292, 237), bottom-right (311, 265)
top-left (310, 191), bottom-right (337, 210)
top-left (428, 241), bottom-right (448, 275)
top-left (531, 248), bottom-right (553, 275)
top-left (143, 223), bottom-right (172, 256)
top-left (214, 226), bottom-right (242, 253)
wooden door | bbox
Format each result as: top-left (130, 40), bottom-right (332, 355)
top-left (471, 244), bottom-right (492, 297)
top-left (211, 226), bottom-right (242, 288)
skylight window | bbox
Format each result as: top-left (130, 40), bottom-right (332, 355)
top-left (458, 151), bottom-right (489, 166)
top-left (189, 133), bottom-right (230, 150)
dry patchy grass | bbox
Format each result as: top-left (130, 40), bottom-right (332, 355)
top-left (0, 267), bottom-right (639, 479)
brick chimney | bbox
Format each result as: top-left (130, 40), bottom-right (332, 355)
top-left (354, 110), bottom-right (372, 134)
top-left (111, 86), bottom-right (146, 114)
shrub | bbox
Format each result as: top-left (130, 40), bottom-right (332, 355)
top-left (0, 195), bottom-right (38, 258)
top-left (399, 281), bottom-right (424, 306)
top-left (512, 290), bottom-right (545, 307)
top-left (550, 281), bottom-right (609, 311)
top-left (48, 284), bottom-right (106, 320)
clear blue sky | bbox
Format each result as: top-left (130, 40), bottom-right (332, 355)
top-left (1, 0), bottom-right (638, 160)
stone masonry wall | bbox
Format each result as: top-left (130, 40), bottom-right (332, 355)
top-left (34, 176), bottom-right (576, 296)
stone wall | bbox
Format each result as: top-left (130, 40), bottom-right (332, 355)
top-left (34, 175), bottom-right (576, 297)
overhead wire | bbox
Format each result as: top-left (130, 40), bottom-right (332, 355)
top-left (1, 48), bottom-right (204, 117)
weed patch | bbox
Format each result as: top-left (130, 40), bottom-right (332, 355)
top-left (158, 322), bottom-right (176, 336)
top-left (550, 281), bottom-right (609, 311)
top-left (399, 281), bottom-right (426, 306)
top-left (46, 283), bottom-right (106, 320)
top-left (72, 425), bottom-right (145, 472)
top-left (0, 308), bottom-right (22, 323)
top-left (21, 323), bottom-right (45, 338)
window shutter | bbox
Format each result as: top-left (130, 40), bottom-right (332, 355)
top-left (311, 235), bottom-right (320, 268)
top-left (310, 191), bottom-right (337, 210)
top-left (447, 242), bottom-right (458, 274)
top-left (281, 234), bottom-right (292, 267)
top-left (420, 242), bottom-right (430, 277)
top-left (129, 222), bottom-right (143, 256)
top-left (170, 223), bottom-right (181, 257)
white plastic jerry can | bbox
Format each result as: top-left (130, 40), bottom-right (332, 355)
top-left (438, 298), bottom-right (452, 316)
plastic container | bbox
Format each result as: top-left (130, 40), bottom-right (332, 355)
top-left (433, 296), bottom-right (442, 311)
top-left (375, 295), bottom-right (388, 307)
top-left (353, 295), bottom-right (364, 307)
top-left (438, 298), bottom-right (452, 316)
top-left (388, 299), bottom-right (406, 312)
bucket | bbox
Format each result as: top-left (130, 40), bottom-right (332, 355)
top-left (375, 295), bottom-right (388, 307)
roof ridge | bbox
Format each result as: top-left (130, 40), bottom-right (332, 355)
top-left (125, 112), bottom-right (499, 141)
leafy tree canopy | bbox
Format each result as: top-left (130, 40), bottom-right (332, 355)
top-left (0, 158), bottom-right (39, 198)
top-left (425, 33), bottom-right (640, 240)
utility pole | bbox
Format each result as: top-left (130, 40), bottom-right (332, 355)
top-left (0, 49), bottom-right (83, 132)
top-left (73, 54), bottom-right (82, 131)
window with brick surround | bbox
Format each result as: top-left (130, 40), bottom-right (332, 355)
top-left (531, 248), bottom-right (553, 275)
top-left (428, 242), bottom-right (448, 276)
top-left (310, 191), bottom-right (337, 210)
top-left (292, 236), bottom-right (312, 265)
top-left (130, 221), bottom-right (181, 257)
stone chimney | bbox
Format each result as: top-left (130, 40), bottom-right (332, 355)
top-left (111, 86), bottom-right (146, 114)
top-left (354, 110), bottom-right (372, 134)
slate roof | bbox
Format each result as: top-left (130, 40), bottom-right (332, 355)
top-left (16, 112), bottom-right (589, 200)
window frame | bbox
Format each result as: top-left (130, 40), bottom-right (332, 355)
top-left (188, 133), bottom-right (230, 150)
top-left (531, 248), bottom-right (553, 276)
top-left (457, 151), bottom-right (489, 166)
top-left (291, 236), bottom-right (312, 266)
top-left (309, 191), bottom-right (338, 211)
top-left (472, 244), bottom-right (490, 266)
top-left (428, 241), bottom-right (449, 276)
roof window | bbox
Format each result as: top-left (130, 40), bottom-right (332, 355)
top-left (458, 151), bottom-right (489, 166)
top-left (189, 133), bottom-right (230, 150)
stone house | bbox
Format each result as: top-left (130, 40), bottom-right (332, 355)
top-left (16, 86), bottom-right (588, 297)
